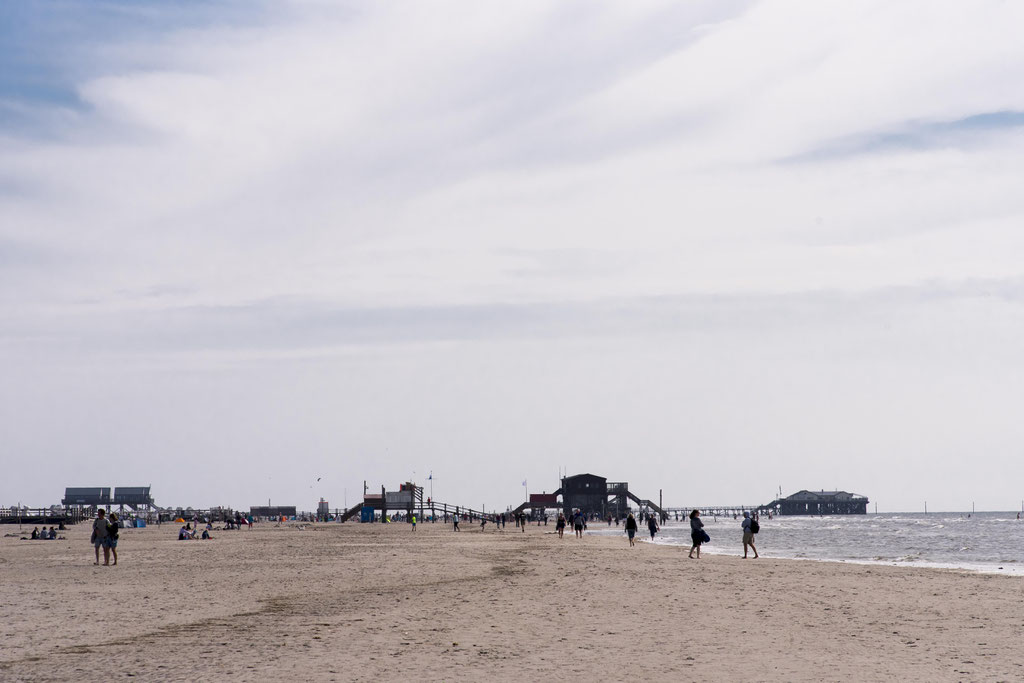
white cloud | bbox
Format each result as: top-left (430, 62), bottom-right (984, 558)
top-left (3, 0), bottom-right (1024, 511)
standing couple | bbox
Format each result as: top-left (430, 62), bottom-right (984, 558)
top-left (91, 509), bottom-right (120, 566)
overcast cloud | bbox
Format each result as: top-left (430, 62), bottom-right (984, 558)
top-left (3, 0), bottom-right (1024, 513)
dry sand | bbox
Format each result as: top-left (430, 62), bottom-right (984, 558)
top-left (2, 519), bottom-right (1022, 682)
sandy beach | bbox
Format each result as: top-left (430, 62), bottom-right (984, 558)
top-left (2, 519), bottom-right (1022, 682)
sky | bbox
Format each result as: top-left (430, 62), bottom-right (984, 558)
top-left (3, 0), bottom-right (1024, 514)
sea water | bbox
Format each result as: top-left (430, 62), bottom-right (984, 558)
top-left (590, 511), bottom-right (1024, 575)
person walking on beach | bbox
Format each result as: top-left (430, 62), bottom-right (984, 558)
top-left (411, 514), bottom-right (417, 531)
top-left (573, 511), bottom-right (584, 538)
top-left (556, 512), bottom-right (566, 539)
top-left (647, 514), bottom-right (659, 541)
top-left (688, 509), bottom-right (704, 559)
top-left (624, 512), bottom-right (638, 547)
top-left (741, 512), bottom-right (759, 559)
top-left (92, 509), bottom-right (110, 565)
top-left (453, 514), bottom-right (460, 531)
top-left (107, 512), bottom-right (120, 565)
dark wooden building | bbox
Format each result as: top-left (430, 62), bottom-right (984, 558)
top-left (113, 486), bottom-right (155, 510)
top-left (62, 487), bottom-right (112, 507)
top-left (776, 490), bottom-right (868, 515)
top-left (561, 473), bottom-right (609, 518)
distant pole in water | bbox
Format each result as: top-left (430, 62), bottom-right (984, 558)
top-left (972, 501), bottom-right (975, 514)
top-left (924, 501), bottom-right (927, 514)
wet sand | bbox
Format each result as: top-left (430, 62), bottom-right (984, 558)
top-left (1, 519), bottom-right (1022, 681)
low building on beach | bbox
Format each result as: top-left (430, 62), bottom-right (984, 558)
top-left (774, 490), bottom-right (869, 515)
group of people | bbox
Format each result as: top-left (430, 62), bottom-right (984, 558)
top-left (30, 526), bottom-right (60, 540)
top-left (686, 509), bottom-right (759, 559)
top-left (621, 512), bottom-right (661, 546)
top-left (91, 509), bottom-right (120, 566)
top-left (178, 522), bottom-right (215, 540)
top-left (618, 508), bottom-right (761, 558)
top-left (553, 510), bottom-right (590, 539)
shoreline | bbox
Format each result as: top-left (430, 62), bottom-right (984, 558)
top-left (589, 513), bottom-right (1024, 576)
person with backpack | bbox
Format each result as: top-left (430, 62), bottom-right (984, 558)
top-left (742, 511), bottom-right (759, 559)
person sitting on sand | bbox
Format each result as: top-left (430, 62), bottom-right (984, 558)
top-left (179, 526), bottom-right (191, 540)
top-left (48, 527), bottom-right (57, 539)
top-left (624, 513), bottom-right (638, 547)
top-left (201, 528), bottom-right (211, 539)
top-left (30, 527), bottom-right (39, 540)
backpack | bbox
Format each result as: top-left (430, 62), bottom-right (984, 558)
top-left (750, 518), bottom-right (760, 534)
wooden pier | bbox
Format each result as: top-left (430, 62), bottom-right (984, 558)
top-left (0, 507), bottom-right (87, 525)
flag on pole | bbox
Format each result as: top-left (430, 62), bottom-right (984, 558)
top-left (522, 480), bottom-right (527, 487)
top-left (428, 473), bottom-right (432, 480)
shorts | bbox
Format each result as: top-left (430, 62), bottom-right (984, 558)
top-left (743, 532), bottom-right (754, 544)
top-left (106, 537), bottom-right (118, 548)
top-left (627, 529), bottom-right (635, 539)
top-left (574, 524), bottom-right (583, 531)
top-left (691, 532), bottom-right (703, 546)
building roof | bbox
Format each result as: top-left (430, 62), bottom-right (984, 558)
top-left (563, 473), bottom-right (606, 481)
top-left (785, 489), bottom-right (867, 501)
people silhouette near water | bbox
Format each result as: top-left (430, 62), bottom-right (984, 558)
top-left (624, 513), bottom-right (638, 547)
top-left (741, 511), bottom-right (759, 559)
top-left (688, 509), bottom-right (705, 559)
top-left (647, 515), bottom-right (659, 541)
